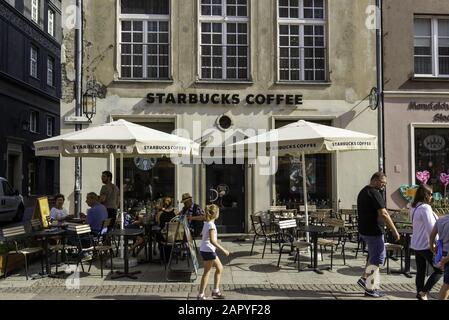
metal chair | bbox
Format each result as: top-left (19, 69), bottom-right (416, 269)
top-left (1, 225), bottom-right (44, 280)
top-left (65, 224), bottom-right (94, 273)
top-left (276, 219), bottom-right (312, 271)
top-left (250, 214), bottom-right (280, 258)
top-left (317, 218), bottom-right (347, 269)
top-left (89, 219), bottom-right (114, 277)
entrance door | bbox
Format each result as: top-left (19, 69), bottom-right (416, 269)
top-left (206, 164), bottom-right (245, 233)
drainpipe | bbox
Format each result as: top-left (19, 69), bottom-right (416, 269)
top-left (74, 0), bottom-right (83, 217)
top-left (376, 0), bottom-right (385, 172)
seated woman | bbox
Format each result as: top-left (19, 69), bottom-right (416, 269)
top-left (155, 197), bottom-right (178, 262)
top-left (50, 194), bottom-right (70, 223)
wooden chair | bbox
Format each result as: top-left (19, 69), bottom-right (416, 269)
top-left (316, 218), bottom-right (347, 268)
top-left (250, 214), bottom-right (280, 258)
top-left (1, 225), bottom-right (44, 280)
top-left (276, 219), bottom-right (312, 271)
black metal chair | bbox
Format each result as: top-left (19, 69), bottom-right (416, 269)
top-left (90, 219), bottom-right (114, 277)
top-left (250, 214), bottom-right (280, 258)
top-left (316, 218), bottom-right (347, 269)
top-left (65, 224), bottom-right (95, 273)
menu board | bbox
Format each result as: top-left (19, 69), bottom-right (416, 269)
top-left (33, 197), bottom-right (50, 228)
top-left (181, 217), bottom-right (199, 275)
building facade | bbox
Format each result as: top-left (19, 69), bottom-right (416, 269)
top-left (61, 0), bottom-right (378, 232)
top-left (383, 0), bottom-right (449, 209)
top-left (0, 0), bottom-right (62, 200)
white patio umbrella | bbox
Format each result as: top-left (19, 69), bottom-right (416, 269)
top-left (34, 119), bottom-right (199, 258)
top-left (232, 120), bottom-right (377, 241)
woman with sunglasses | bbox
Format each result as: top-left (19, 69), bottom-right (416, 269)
top-left (410, 184), bottom-right (442, 300)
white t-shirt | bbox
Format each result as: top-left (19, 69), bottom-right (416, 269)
top-left (50, 207), bottom-right (69, 221)
top-left (410, 203), bottom-right (438, 251)
top-left (200, 221), bottom-right (217, 253)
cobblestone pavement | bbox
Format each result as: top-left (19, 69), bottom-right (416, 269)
top-left (0, 238), bottom-right (440, 300)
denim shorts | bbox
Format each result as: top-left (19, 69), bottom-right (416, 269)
top-left (444, 252), bottom-right (449, 285)
top-left (200, 251), bottom-right (217, 261)
top-left (360, 234), bottom-right (386, 266)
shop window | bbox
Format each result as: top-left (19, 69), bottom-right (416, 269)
top-left (199, 0), bottom-right (249, 80)
top-left (274, 119), bottom-right (332, 207)
top-left (278, 0), bottom-right (326, 81)
top-left (414, 17), bottom-right (449, 77)
top-left (119, 0), bottom-right (170, 79)
top-left (414, 128), bottom-right (449, 194)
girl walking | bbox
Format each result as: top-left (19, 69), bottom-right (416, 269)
top-left (410, 184), bottom-right (442, 300)
top-left (195, 204), bottom-right (230, 300)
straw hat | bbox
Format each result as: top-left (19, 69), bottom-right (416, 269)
top-left (181, 193), bottom-right (193, 203)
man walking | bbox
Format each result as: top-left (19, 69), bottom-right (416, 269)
top-left (100, 171), bottom-right (120, 228)
top-left (357, 172), bottom-right (400, 298)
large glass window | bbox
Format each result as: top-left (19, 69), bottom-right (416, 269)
top-left (119, 0), bottom-right (170, 79)
top-left (116, 122), bottom-right (175, 208)
top-left (414, 17), bottom-right (449, 77)
top-left (274, 120), bottom-right (332, 207)
top-left (415, 128), bottom-right (449, 195)
top-left (278, 0), bottom-right (326, 81)
top-left (199, 0), bottom-right (249, 80)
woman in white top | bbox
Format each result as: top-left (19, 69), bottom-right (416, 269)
top-left (410, 184), bottom-right (442, 300)
top-left (50, 194), bottom-right (69, 222)
top-left (195, 204), bottom-right (230, 300)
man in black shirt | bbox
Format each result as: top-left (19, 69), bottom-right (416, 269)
top-left (357, 172), bottom-right (400, 298)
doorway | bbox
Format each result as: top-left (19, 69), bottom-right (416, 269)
top-left (206, 164), bottom-right (245, 233)
top-left (7, 153), bottom-right (21, 192)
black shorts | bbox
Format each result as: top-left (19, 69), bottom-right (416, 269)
top-left (200, 251), bottom-right (217, 261)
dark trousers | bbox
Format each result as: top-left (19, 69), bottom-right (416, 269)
top-left (107, 208), bottom-right (117, 229)
top-left (414, 249), bottom-right (443, 293)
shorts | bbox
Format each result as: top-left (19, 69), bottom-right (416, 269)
top-left (444, 252), bottom-right (449, 285)
top-left (360, 234), bottom-right (386, 266)
top-left (200, 251), bottom-right (217, 261)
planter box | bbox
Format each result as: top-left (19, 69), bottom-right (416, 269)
top-left (0, 253), bottom-right (24, 277)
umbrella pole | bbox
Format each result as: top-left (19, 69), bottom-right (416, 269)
top-left (302, 152), bottom-right (310, 243)
top-left (120, 153), bottom-right (124, 259)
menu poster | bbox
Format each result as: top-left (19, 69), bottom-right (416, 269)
top-left (33, 197), bottom-right (50, 228)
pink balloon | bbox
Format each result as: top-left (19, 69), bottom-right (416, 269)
top-left (416, 171), bottom-right (430, 184)
top-left (440, 173), bottom-right (449, 187)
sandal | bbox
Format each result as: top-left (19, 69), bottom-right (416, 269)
top-left (197, 294), bottom-right (207, 300)
top-left (211, 290), bottom-right (225, 299)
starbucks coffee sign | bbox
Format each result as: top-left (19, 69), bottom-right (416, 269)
top-left (408, 101), bottom-right (449, 122)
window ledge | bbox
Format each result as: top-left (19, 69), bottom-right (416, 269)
top-left (275, 81), bottom-right (332, 86)
top-left (195, 80), bottom-right (254, 85)
top-left (412, 76), bottom-right (449, 82)
top-left (114, 78), bottom-right (174, 84)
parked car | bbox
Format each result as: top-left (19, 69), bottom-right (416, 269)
top-left (0, 177), bottom-right (24, 222)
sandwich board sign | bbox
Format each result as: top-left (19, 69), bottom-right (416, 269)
top-left (32, 197), bottom-right (51, 228)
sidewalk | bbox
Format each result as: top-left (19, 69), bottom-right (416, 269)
top-left (0, 238), bottom-right (437, 300)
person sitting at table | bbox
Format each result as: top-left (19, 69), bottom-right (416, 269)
top-left (80, 192), bottom-right (108, 236)
top-left (50, 193), bottom-right (71, 222)
top-left (156, 197), bottom-right (178, 262)
top-left (124, 207), bottom-right (146, 256)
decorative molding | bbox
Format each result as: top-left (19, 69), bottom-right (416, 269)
top-left (0, 1), bottom-right (60, 58)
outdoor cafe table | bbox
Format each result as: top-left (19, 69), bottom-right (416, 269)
top-left (298, 225), bottom-right (334, 274)
top-left (31, 228), bottom-right (66, 279)
top-left (396, 228), bottom-right (414, 278)
top-left (110, 228), bottom-right (144, 279)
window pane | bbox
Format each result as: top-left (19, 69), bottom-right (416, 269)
top-left (438, 20), bottom-right (449, 37)
top-left (121, 67), bottom-right (131, 77)
top-left (202, 68), bottom-right (211, 79)
top-left (414, 19), bottom-right (431, 37)
top-left (121, 0), bottom-right (169, 15)
top-left (159, 67), bottom-right (169, 78)
top-left (439, 57), bottom-right (449, 74)
top-left (212, 68), bottom-right (222, 78)
top-left (415, 57), bottom-right (432, 74)
top-left (122, 21), bottom-right (131, 31)
top-left (122, 33), bottom-right (131, 42)
top-left (133, 67), bottom-right (143, 78)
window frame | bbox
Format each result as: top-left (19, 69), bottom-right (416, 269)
top-left (30, 46), bottom-right (39, 79)
top-left (29, 110), bottom-right (38, 133)
top-left (31, 0), bottom-right (39, 24)
top-left (47, 56), bottom-right (55, 87)
top-left (46, 116), bottom-right (54, 137)
top-left (117, 1), bottom-right (171, 80)
top-left (276, 0), bottom-right (327, 82)
top-left (414, 16), bottom-right (449, 78)
top-left (198, 0), bottom-right (251, 81)
top-left (48, 8), bottom-right (55, 37)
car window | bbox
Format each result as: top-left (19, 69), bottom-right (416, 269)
top-left (2, 181), bottom-right (15, 196)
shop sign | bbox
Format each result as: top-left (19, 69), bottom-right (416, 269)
top-left (147, 93), bottom-right (303, 106)
top-left (423, 135), bottom-right (446, 151)
top-left (408, 102), bottom-right (449, 122)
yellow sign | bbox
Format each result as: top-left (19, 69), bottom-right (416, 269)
top-left (32, 197), bottom-right (50, 228)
